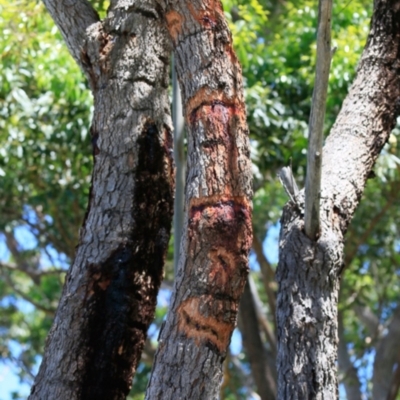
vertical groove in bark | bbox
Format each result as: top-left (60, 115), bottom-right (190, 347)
top-left (276, 1), bottom-right (400, 399)
top-left (30, 2), bottom-right (174, 399)
top-left (146, 0), bottom-right (253, 398)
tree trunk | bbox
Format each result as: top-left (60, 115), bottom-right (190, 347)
top-left (29, 1), bottom-right (174, 399)
top-left (145, 0), bottom-right (253, 398)
top-left (239, 278), bottom-right (276, 400)
top-left (276, 1), bottom-right (400, 398)
top-left (338, 312), bottom-right (362, 400)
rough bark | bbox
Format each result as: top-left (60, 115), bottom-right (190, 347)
top-left (239, 278), bottom-right (276, 400)
top-left (145, 0), bottom-right (253, 398)
top-left (29, 1), bottom-right (174, 399)
top-left (276, 1), bottom-right (400, 398)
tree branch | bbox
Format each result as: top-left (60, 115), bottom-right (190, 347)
top-left (387, 352), bottom-right (400, 400)
top-left (42, 0), bottom-right (100, 69)
top-left (354, 305), bottom-right (381, 339)
top-left (252, 233), bottom-right (276, 323)
top-left (338, 311), bottom-right (362, 400)
top-left (344, 179), bottom-right (400, 268)
top-left (239, 278), bottom-right (277, 399)
top-left (304, 0), bottom-right (333, 239)
top-left (248, 274), bottom-right (277, 353)
top-left (373, 306), bottom-right (400, 399)
top-left (0, 267), bottom-right (56, 315)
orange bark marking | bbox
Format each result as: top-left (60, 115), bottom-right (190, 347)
top-left (186, 88), bottom-right (245, 122)
top-left (177, 297), bottom-right (234, 352)
top-left (187, 0), bottom-right (224, 28)
top-left (165, 10), bottom-right (184, 42)
top-left (189, 195), bottom-right (251, 219)
top-left (208, 248), bottom-right (236, 288)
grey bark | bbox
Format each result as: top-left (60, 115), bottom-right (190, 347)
top-left (172, 56), bottom-right (186, 275)
top-left (30, 1), bottom-right (174, 399)
top-left (145, 0), bottom-right (253, 398)
top-left (276, 1), bottom-right (400, 398)
top-left (42, 0), bottom-right (100, 72)
top-left (304, 0), bottom-right (333, 240)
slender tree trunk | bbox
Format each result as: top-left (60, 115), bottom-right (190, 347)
top-left (338, 312), bottom-right (362, 400)
top-left (276, 1), bottom-right (400, 398)
top-left (373, 306), bottom-right (400, 399)
top-left (29, 1), bottom-right (174, 399)
top-left (145, 0), bottom-right (253, 398)
top-left (239, 278), bottom-right (276, 400)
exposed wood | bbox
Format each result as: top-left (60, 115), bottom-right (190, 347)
top-left (304, 0), bottom-right (333, 240)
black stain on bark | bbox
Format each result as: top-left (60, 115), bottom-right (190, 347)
top-left (80, 120), bottom-right (174, 399)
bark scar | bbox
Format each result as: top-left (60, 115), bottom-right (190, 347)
top-left (177, 297), bottom-right (234, 353)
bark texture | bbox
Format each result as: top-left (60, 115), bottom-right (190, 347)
top-left (146, 0), bottom-right (253, 398)
top-left (30, 1), bottom-right (174, 399)
top-left (276, 1), bottom-right (400, 398)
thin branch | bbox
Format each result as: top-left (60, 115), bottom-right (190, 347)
top-left (239, 278), bottom-right (277, 399)
top-left (354, 305), bottom-right (381, 339)
top-left (42, 0), bottom-right (100, 70)
top-left (248, 275), bottom-right (277, 353)
top-left (387, 352), bottom-right (400, 400)
top-left (344, 179), bottom-right (400, 268)
top-left (304, 0), bottom-right (333, 239)
top-left (373, 306), bottom-right (400, 399)
top-left (338, 311), bottom-right (363, 400)
top-left (0, 268), bottom-right (56, 316)
top-left (0, 261), bottom-right (65, 278)
top-left (252, 233), bottom-right (276, 323)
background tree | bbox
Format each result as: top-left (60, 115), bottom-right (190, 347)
top-left (1, 0), bottom-right (400, 399)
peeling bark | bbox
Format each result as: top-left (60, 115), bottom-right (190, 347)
top-left (29, 1), bottom-right (174, 399)
top-left (276, 1), bottom-right (400, 398)
top-left (146, 0), bottom-right (253, 398)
